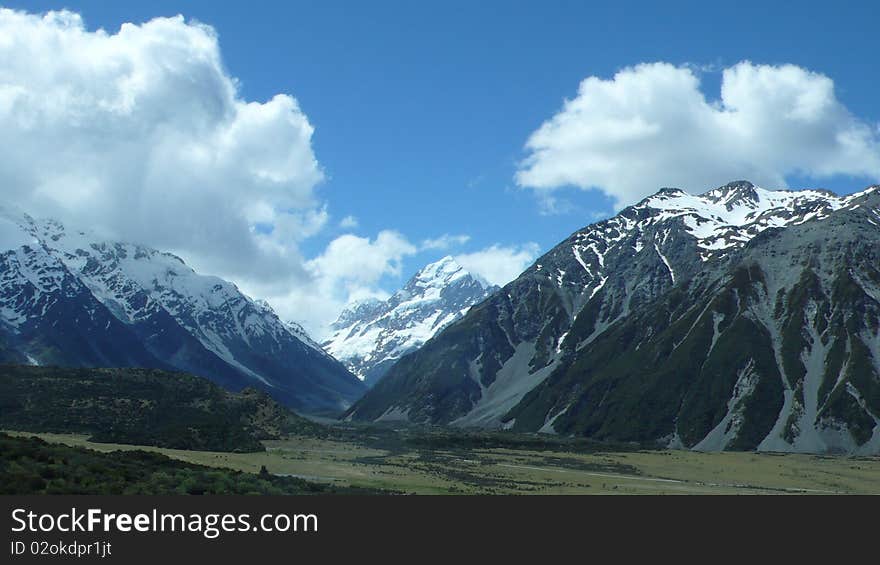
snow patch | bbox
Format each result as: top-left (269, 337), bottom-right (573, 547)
top-left (654, 243), bottom-right (675, 284)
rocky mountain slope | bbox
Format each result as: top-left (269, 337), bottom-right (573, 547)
top-left (0, 209), bottom-right (364, 413)
top-left (323, 256), bottom-right (497, 386)
top-left (345, 181), bottom-right (880, 454)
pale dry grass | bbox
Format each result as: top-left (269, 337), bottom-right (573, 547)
top-left (8, 431), bottom-right (878, 495)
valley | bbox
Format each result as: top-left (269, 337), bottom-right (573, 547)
top-left (8, 429), bottom-right (879, 495)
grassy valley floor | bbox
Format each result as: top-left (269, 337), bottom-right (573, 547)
top-left (6, 430), bottom-right (879, 495)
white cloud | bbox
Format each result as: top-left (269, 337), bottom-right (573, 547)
top-left (308, 231), bottom-right (417, 289)
top-left (455, 243), bottom-right (541, 287)
top-left (0, 8), bottom-right (324, 287)
top-left (264, 231), bottom-right (417, 336)
top-left (516, 61), bottom-right (880, 207)
top-left (421, 233), bottom-right (471, 250)
top-left (339, 215), bottom-right (359, 229)
top-left (0, 8), bottom-right (399, 336)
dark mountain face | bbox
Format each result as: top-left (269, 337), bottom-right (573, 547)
top-left (323, 256), bottom-right (498, 387)
top-left (346, 182), bottom-right (880, 454)
top-left (0, 210), bottom-right (365, 414)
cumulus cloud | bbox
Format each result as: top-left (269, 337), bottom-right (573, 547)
top-left (516, 61), bottom-right (880, 207)
top-left (0, 8), bottom-right (323, 285)
top-left (263, 231), bottom-right (416, 335)
top-left (455, 243), bottom-right (541, 287)
top-left (0, 8), bottom-right (397, 334)
top-left (421, 234), bottom-right (471, 250)
top-left (308, 231), bottom-right (417, 290)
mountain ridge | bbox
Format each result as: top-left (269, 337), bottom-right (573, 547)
top-left (0, 208), bottom-right (365, 413)
top-left (345, 181), bottom-right (880, 454)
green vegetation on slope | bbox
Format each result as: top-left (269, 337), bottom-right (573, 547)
top-left (0, 365), bottom-right (324, 452)
top-left (505, 265), bottom-right (785, 450)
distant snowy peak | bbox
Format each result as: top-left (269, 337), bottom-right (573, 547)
top-left (395, 255), bottom-right (493, 304)
top-left (408, 255), bottom-right (471, 289)
top-left (323, 256), bottom-right (499, 385)
top-left (331, 298), bottom-right (384, 330)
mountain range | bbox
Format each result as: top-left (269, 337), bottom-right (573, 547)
top-left (0, 208), bottom-right (364, 413)
top-left (323, 256), bottom-right (497, 386)
top-left (6, 181), bottom-right (880, 455)
top-left (345, 181), bottom-right (880, 455)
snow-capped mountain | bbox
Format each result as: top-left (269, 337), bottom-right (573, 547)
top-left (324, 256), bottom-right (498, 386)
top-left (0, 208), bottom-right (364, 413)
top-left (346, 181), bottom-right (880, 454)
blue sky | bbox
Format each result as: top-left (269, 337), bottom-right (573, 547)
top-left (4, 0), bottom-right (880, 331)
